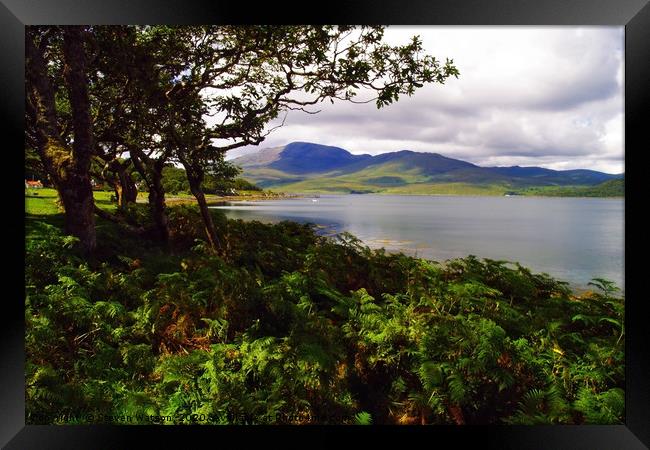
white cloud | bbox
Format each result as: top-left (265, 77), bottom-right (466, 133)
top-left (222, 26), bottom-right (624, 174)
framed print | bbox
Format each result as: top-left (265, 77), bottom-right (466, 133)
top-left (3, 0), bottom-right (649, 448)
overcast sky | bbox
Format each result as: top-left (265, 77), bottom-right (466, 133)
top-left (225, 27), bottom-right (624, 174)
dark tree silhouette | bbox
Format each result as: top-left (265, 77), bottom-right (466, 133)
top-left (25, 25), bottom-right (459, 252)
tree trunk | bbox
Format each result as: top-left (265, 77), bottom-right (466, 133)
top-left (118, 167), bottom-right (138, 206)
top-left (104, 159), bottom-right (137, 208)
top-left (26, 27), bottom-right (97, 254)
top-left (131, 151), bottom-right (169, 242)
top-left (182, 161), bottom-right (221, 252)
top-left (189, 179), bottom-right (221, 252)
top-left (61, 27), bottom-right (96, 253)
top-left (149, 162), bottom-right (169, 242)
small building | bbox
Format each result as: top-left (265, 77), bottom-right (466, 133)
top-left (90, 179), bottom-right (106, 191)
top-left (25, 180), bottom-right (43, 189)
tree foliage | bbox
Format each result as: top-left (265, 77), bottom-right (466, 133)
top-left (26, 25), bottom-right (459, 252)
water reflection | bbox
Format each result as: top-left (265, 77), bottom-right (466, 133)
top-left (212, 195), bottom-right (624, 290)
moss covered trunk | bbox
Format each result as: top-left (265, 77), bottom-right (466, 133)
top-left (60, 28), bottom-right (96, 252)
top-left (26, 27), bottom-right (97, 253)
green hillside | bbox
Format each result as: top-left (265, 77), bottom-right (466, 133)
top-left (275, 179), bottom-right (511, 196)
top-left (248, 160), bottom-right (517, 195)
top-left (516, 178), bottom-right (624, 197)
top-left (235, 142), bottom-right (622, 196)
top-left (253, 175), bottom-right (624, 197)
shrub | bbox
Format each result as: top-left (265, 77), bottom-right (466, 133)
top-left (25, 213), bottom-right (625, 425)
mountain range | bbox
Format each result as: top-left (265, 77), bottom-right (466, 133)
top-left (231, 142), bottom-right (623, 195)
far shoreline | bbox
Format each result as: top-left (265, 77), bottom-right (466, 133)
top-left (229, 191), bottom-right (624, 200)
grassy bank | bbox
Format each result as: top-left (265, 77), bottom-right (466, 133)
top-left (153, 190), bottom-right (291, 206)
top-left (25, 190), bottom-right (625, 425)
top-left (26, 188), bottom-right (291, 212)
top-left (26, 188), bottom-right (119, 215)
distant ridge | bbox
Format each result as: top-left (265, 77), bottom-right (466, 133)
top-left (232, 142), bottom-right (623, 193)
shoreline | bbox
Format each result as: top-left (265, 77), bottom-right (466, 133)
top-left (26, 189), bottom-right (624, 294)
top-left (29, 187), bottom-right (621, 202)
top-left (212, 196), bottom-right (624, 293)
top-left (135, 192), bottom-right (301, 206)
top-left (234, 191), bottom-right (624, 200)
top-left (211, 210), bottom-right (624, 295)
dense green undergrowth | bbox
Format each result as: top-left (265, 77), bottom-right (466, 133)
top-left (25, 203), bottom-right (624, 425)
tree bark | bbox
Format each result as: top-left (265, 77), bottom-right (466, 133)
top-left (118, 166), bottom-right (138, 206)
top-left (26, 27), bottom-right (97, 254)
top-left (131, 151), bottom-right (170, 242)
top-left (149, 162), bottom-right (169, 242)
top-left (60, 27), bottom-right (97, 253)
top-left (188, 176), bottom-right (221, 252)
top-left (180, 157), bottom-right (221, 252)
top-left (103, 159), bottom-right (137, 208)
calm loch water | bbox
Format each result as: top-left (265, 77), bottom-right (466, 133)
top-left (212, 195), bottom-right (624, 291)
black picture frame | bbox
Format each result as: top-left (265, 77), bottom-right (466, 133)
top-left (3, 1), bottom-right (648, 448)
